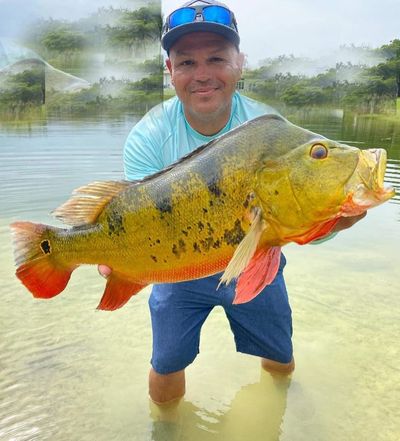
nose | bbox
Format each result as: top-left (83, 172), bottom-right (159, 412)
top-left (193, 62), bottom-right (211, 82)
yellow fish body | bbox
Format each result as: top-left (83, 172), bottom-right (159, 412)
top-left (11, 115), bottom-right (395, 310)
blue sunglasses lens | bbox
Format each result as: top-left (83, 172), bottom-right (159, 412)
top-left (169, 7), bottom-right (196, 28)
top-left (202, 6), bottom-right (231, 25)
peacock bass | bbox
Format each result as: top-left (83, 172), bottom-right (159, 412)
top-left (10, 115), bottom-right (395, 310)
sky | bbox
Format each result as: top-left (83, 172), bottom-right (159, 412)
top-left (1, 0), bottom-right (399, 66)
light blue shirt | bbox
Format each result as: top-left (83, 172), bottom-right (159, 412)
top-left (123, 92), bottom-right (279, 180)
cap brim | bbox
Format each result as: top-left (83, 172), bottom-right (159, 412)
top-left (161, 21), bottom-right (240, 53)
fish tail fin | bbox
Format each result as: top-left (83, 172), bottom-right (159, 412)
top-left (10, 221), bottom-right (75, 299)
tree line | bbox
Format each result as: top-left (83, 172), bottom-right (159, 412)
top-left (244, 40), bottom-right (400, 114)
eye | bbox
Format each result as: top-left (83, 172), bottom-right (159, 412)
top-left (310, 143), bottom-right (328, 159)
top-left (180, 59), bottom-right (194, 66)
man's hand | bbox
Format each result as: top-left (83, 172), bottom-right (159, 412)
top-left (331, 212), bottom-right (367, 233)
top-left (98, 265), bottom-right (112, 278)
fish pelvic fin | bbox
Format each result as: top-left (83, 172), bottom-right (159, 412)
top-left (233, 246), bottom-right (282, 304)
top-left (219, 207), bottom-right (267, 289)
top-left (97, 274), bottom-right (145, 311)
top-left (52, 180), bottom-right (131, 227)
top-left (288, 217), bottom-right (340, 245)
top-left (10, 221), bottom-right (75, 299)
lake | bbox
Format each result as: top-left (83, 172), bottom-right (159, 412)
top-left (0, 109), bottom-right (399, 441)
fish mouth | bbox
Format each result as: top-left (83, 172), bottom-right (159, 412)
top-left (342, 148), bottom-right (395, 216)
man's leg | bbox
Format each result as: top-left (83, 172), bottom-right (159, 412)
top-left (149, 368), bottom-right (186, 404)
top-left (148, 280), bottom-right (215, 405)
top-left (223, 254), bottom-right (294, 371)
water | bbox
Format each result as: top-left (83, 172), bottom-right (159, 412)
top-left (0, 110), bottom-right (399, 441)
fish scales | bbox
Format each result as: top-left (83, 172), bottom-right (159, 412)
top-left (10, 115), bottom-right (395, 310)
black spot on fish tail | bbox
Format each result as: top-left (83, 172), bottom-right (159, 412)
top-left (207, 222), bottom-right (214, 235)
top-left (203, 208), bottom-right (208, 214)
top-left (224, 219), bottom-right (245, 246)
top-left (181, 230), bottom-right (188, 236)
top-left (274, 190), bottom-right (279, 195)
top-left (151, 255), bottom-right (158, 263)
top-left (107, 211), bottom-right (126, 237)
top-left (198, 221), bottom-right (204, 232)
top-left (40, 240), bottom-right (51, 254)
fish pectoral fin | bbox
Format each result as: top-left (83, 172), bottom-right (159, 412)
top-left (52, 180), bottom-right (131, 227)
top-left (97, 274), bottom-right (145, 311)
top-left (233, 246), bottom-right (282, 304)
top-left (219, 207), bottom-right (266, 288)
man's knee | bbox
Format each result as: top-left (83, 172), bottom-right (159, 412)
top-left (149, 368), bottom-right (186, 404)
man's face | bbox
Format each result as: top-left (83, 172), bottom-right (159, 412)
top-left (166, 32), bottom-right (244, 126)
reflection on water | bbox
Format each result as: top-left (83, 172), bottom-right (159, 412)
top-left (149, 372), bottom-right (290, 441)
top-left (0, 111), bottom-right (399, 441)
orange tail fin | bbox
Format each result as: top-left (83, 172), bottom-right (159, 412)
top-left (10, 221), bottom-right (75, 299)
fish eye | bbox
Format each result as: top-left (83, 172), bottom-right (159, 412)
top-left (310, 143), bottom-right (328, 159)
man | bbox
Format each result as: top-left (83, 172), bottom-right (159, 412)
top-left (99, 0), bottom-right (364, 405)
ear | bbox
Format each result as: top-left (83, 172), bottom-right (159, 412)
top-left (166, 58), bottom-right (175, 86)
top-left (236, 52), bottom-right (245, 78)
top-left (166, 58), bottom-right (173, 74)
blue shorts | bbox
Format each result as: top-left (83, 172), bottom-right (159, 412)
top-left (149, 254), bottom-right (292, 374)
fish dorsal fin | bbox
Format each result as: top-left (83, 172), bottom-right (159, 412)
top-left (219, 207), bottom-right (267, 288)
top-left (52, 180), bottom-right (131, 226)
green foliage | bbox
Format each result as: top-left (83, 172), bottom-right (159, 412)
top-left (41, 29), bottom-right (85, 52)
top-left (282, 84), bottom-right (330, 106)
top-left (105, 4), bottom-right (162, 50)
top-left (245, 40), bottom-right (400, 113)
top-left (0, 68), bottom-right (45, 109)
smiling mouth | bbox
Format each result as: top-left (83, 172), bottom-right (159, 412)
top-left (191, 87), bottom-right (218, 95)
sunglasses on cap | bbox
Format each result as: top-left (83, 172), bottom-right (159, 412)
top-left (164, 4), bottom-right (238, 33)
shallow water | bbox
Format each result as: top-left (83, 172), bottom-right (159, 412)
top-left (0, 110), bottom-right (399, 441)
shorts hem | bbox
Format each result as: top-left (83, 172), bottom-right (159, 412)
top-left (235, 342), bottom-right (293, 364)
top-left (150, 355), bottom-right (197, 375)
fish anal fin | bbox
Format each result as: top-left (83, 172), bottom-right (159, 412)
top-left (233, 246), bottom-right (281, 304)
top-left (52, 180), bottom-right (130, 227)
top-left (97, 274), bottom-right (145, 311)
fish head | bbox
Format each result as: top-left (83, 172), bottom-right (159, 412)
top-left (254, 138), bottom-right (395, 240)
top-left (340, 148), bottom-right (395, 216)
